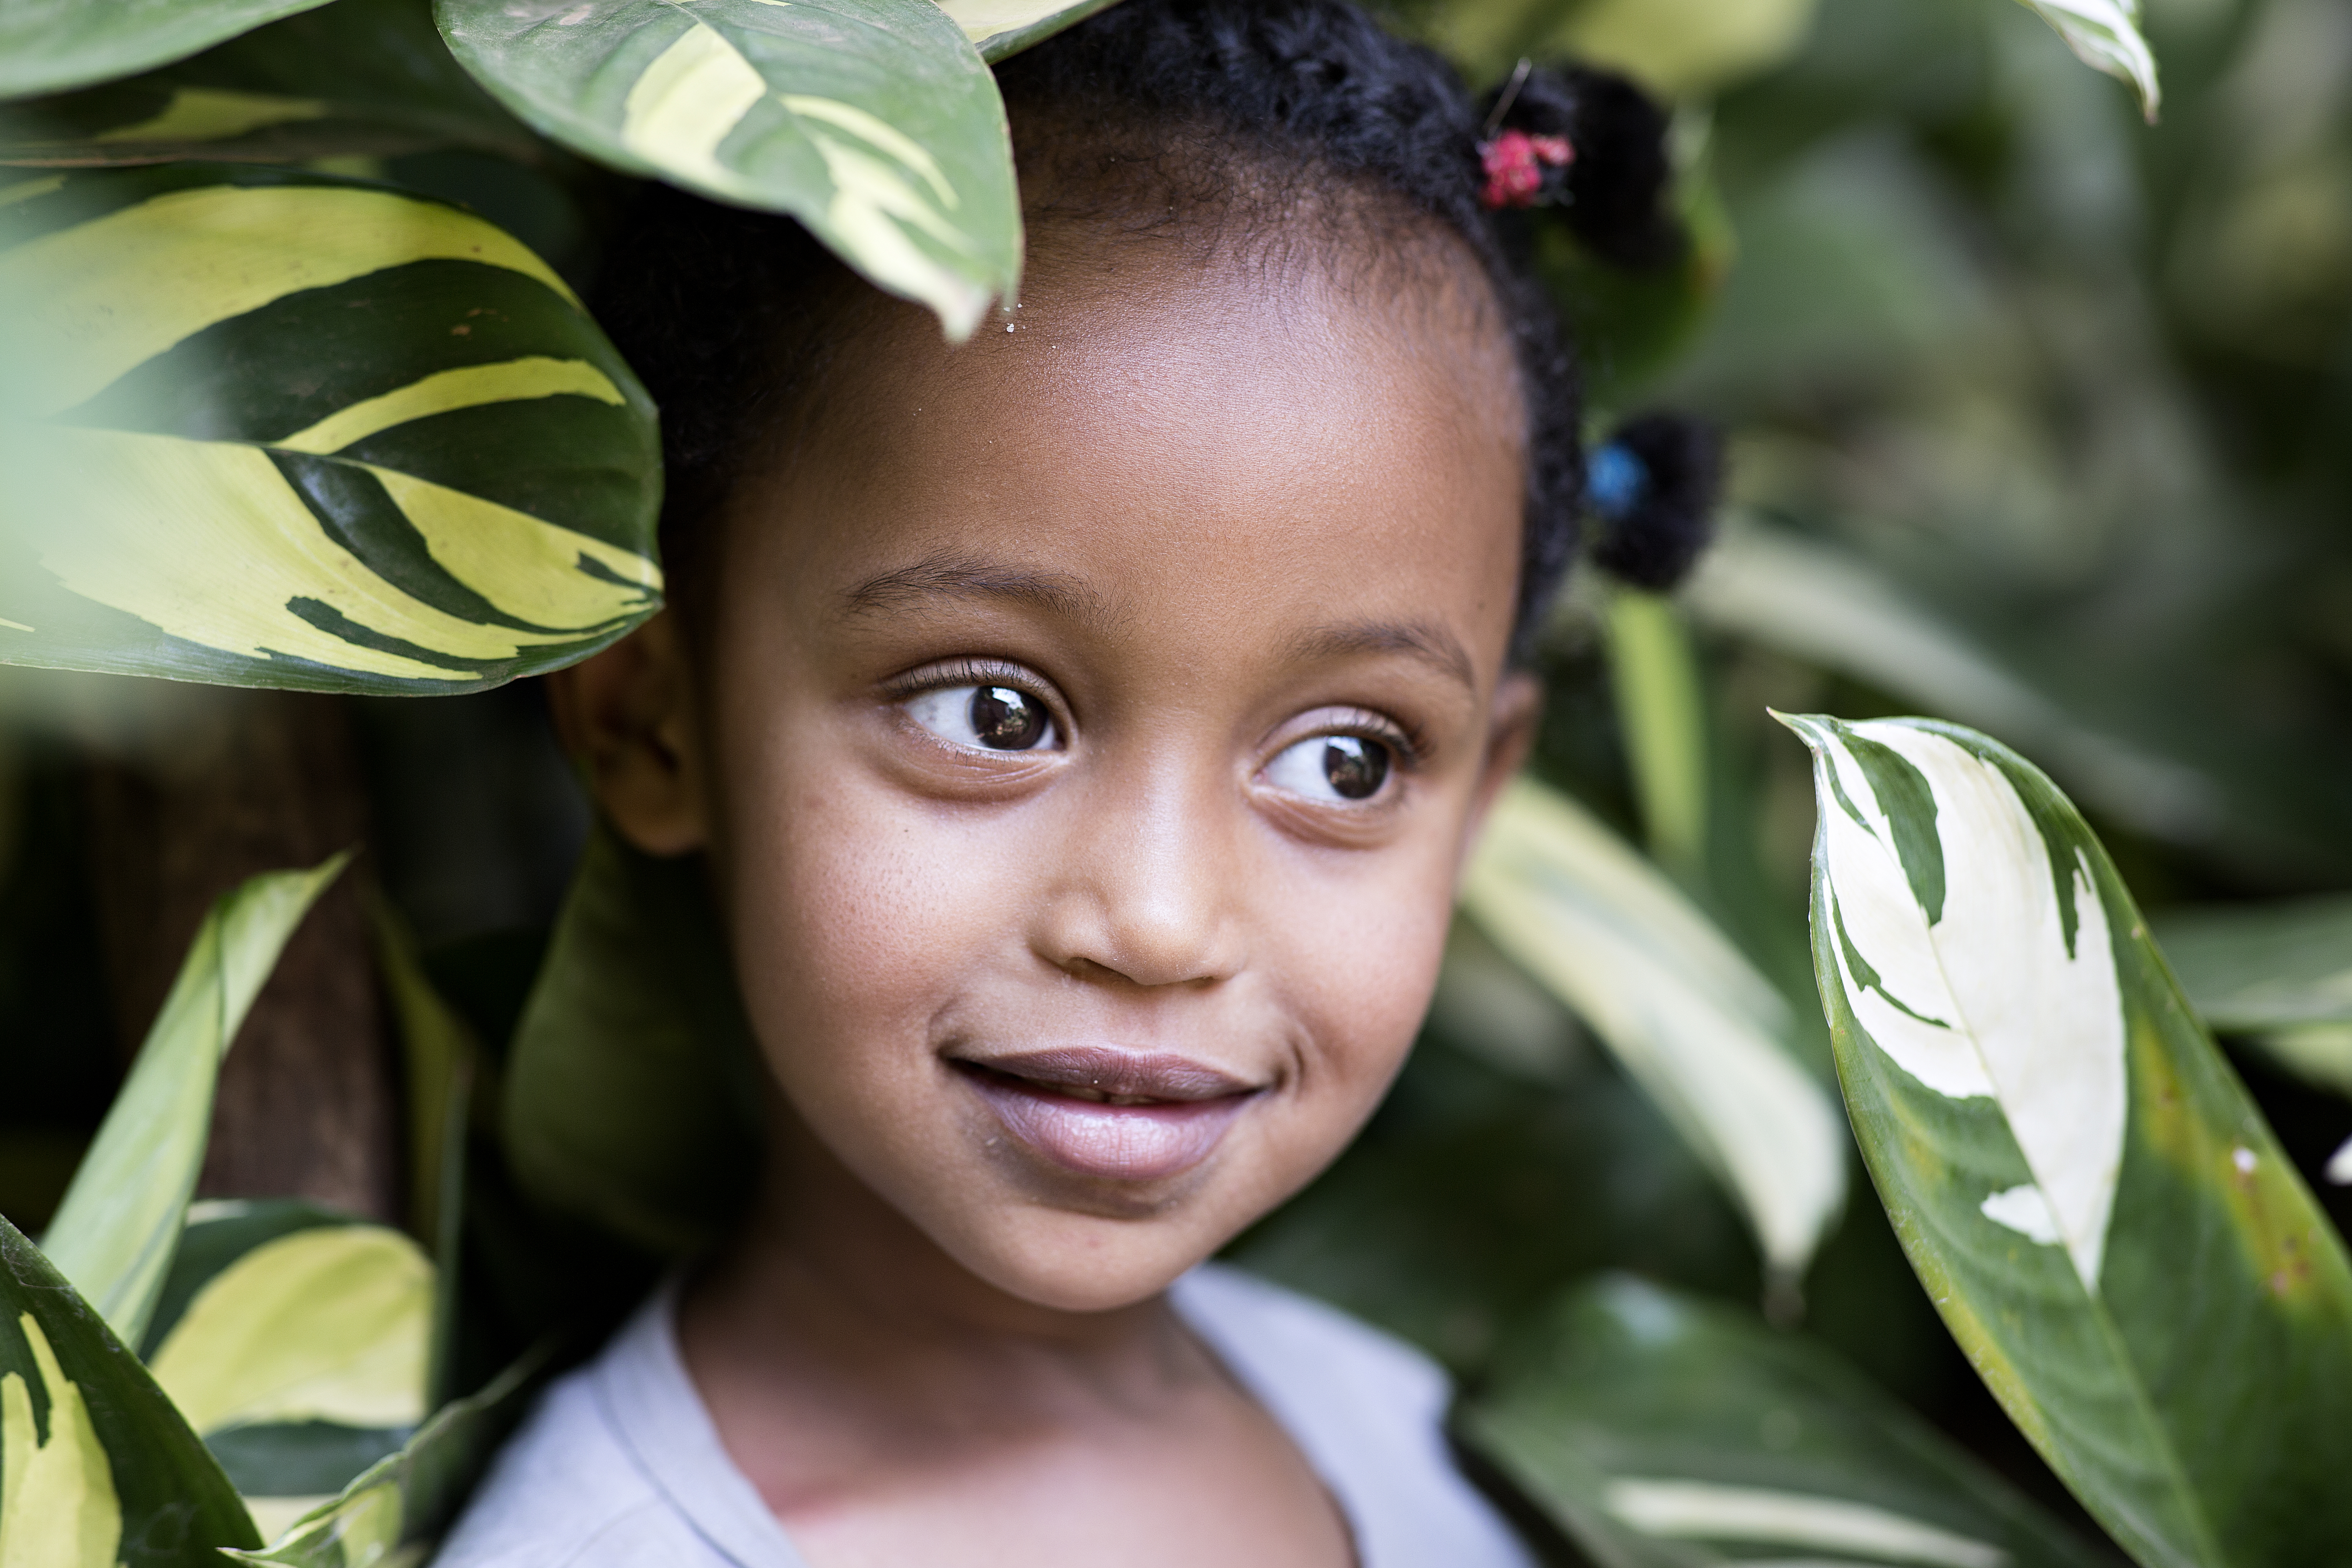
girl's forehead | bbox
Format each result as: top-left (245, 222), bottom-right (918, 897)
top-left (721, 249), bottom-right (1527, 675)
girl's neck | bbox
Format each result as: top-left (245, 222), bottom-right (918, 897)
top-left (681, 1107), bottom-right (1201, 1414)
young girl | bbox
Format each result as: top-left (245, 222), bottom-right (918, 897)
top-left (440, 2), bottom-right (1709, 1562)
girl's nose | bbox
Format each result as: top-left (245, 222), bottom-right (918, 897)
top-left (1030, 768), bottom-right (1244, 991)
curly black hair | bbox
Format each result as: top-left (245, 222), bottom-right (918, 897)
top-left (591, 0), bottom-right (1711, 660)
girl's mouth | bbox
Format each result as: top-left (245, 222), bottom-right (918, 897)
top-left (951, 1047), bottom-right (1261, 1182)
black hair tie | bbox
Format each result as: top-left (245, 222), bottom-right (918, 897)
top-left (1474, 61), bottom-right (1685, 270)
top-left (1585, 412), bottom-right (1723, 590)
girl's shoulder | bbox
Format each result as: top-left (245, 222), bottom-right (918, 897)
top-left (1172, 1263), bottom-right (1539, 1568)
top-left (430, 1283), bottom-right (808, 1568)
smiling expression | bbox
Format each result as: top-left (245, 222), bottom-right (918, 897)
top-left (632, 236), bottom-right (1532, 1313)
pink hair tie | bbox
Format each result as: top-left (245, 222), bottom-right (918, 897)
top-left (1479, 129), bottom-right (1573, 210)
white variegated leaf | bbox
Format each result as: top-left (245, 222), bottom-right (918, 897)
top-left (1798, 717), bottom-right (2123, 1287)
top-left (1784, 712), bottom-right (2352, 1566)
top-left (2018, 0), bottom-right (2159, 120)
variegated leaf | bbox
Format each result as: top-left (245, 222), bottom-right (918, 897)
top-left (1459, 1274), bottom-right (2111, 1568)
top-left (2018, 0), bottom-right (2159, 121)
top-left (933, 0), bottom-right (1126, 62)
top-left (0, 0), bottom-right (541, 171)
top-left (1784, 713), bottom-right (2352, 1566)
top-left (0, 0), bottom-right (336, 102)
top-left (40, 855), bottom-right (347, 1347)
top-left (0, 1216), bottom-right (258, 1566)
top-left (141, 1202), bottom-right (431, 1541)
top-left (1461, 778), bottom-right (1847, 1278)
top-left (434, 0), bottom-right (1020, 340)
top-left (0, 166), bottom-right (661, 695)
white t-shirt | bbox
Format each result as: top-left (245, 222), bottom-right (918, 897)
top-left (434, 1263), bottom-right (1538, 1568)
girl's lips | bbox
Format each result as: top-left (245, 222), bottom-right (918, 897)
top-left (954, 1049), bottom-right (1259, 1182)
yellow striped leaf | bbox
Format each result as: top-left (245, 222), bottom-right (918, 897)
top-left (0, 1217), bottom-right (259, 1563)
top-left (0, 166), bottom-right (661, 695)
top-left (434, 0), bottom-right (1022, 339)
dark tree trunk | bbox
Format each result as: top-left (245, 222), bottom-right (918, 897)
top-left (84, 688), bottom-right (397, 1223)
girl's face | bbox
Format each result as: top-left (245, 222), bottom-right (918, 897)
top-left (585, 242), bottom-right (1535, 1312)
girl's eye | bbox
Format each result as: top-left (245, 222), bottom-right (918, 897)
top-left (904, 685), bottom-right (1058, 752)
top-left (1265, 734), bottom-right (1392, 803)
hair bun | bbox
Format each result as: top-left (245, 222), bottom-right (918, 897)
top-left (1584, 412), bottom-right (1722, 590)
top-left (1479, 63), bottom-right (1684, 270)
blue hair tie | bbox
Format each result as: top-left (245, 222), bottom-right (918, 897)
top-left (1586, 441), bottom-right (1649, 521)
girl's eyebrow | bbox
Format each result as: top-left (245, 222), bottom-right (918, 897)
top-left (836, 554), bottom-right (1113, 626)
top-left (1286, 621), bottom-right (1478, 693)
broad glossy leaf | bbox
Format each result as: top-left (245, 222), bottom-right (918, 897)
top-left (434, 0), bottom-right (1018, 339)
top-left (0, 0), bottom-right (336, 102)
top-left (0, 165), bottom-right (662, 695)
top-left (1460, 778), bottom-right (1846, 1277)
top-left (0, 1216), bottom-right (258, 1565)
top-left (2017, 0), bottom-right (2159, 121)
top-left (503, 824), bottom-right (762, 1254)
top-left (933, 0), bottom-right (1125, 62)
top-left (1459, 1274), bottom-right (2111, 1568)
top-left (40, 855), bottom-right (347, 1347)
top-left (2150, 896), bottom-right (2352, 1031)
top-left (1784, 713), bottom-right (2352, 1566)
top-left (141, 1202), bottom-right (424, 1530)
top-left (0, 0), bottom-right (541, 170)
top-left (228, 1346), bottom-right (545, 1565)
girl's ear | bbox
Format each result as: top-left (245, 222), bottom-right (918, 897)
top-left (544, 610), bottom-right (710, 855)
top-left (1463, 669), bottom-right (1543, 853)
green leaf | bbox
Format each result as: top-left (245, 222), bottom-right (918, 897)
top-left (1460, 778), bottom-right (1847, 1279)
top-left (1459, 1273), bottom-right (2113, 1568)
top-left (2150, 896), bottom-right (2352, 1032)
top-left (434, 0), bottom-right (1020, 339)
top-left (227, 1345), bottom-right (546, 1565)
top-left (0, 0), bottom-right (337, 102)
top-left (368, 899), bottom-right (475, 1409)
top-left (1604, 587), bottom-right (1709, 874)
top-left (503, 824), bottom-right (763, 1255)
top-left (0, 0), bottom-right (543, 171)
top-left (2015, 0), bottom-right (2159, 122)
top-left (1685, 514), bottom-right (2222, 844)
top-left (0, 1215), bottom-right (259, 1565)
top-left (40, 855), bottom-right (347, 1348)
top-left (1781, 712), bottom-right (2352, 1566)
top-left (1385, 0), bottom-right (1814, 98)
top-left (0, 165), bottom-right (662, 696)
top-left (934, 0), bottom-right (1127, 62)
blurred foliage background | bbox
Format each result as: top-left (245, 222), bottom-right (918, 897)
top-left (4, 0), bottom-right (2348, 1548)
